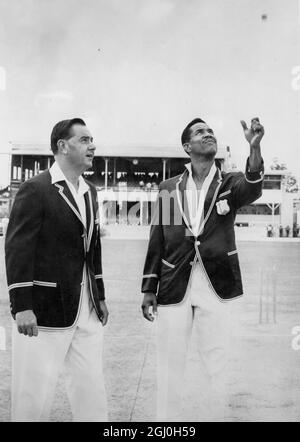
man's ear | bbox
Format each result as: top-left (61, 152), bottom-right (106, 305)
top-left (57, 139), bottom-right (68, 155)
top-left (183, 143), bottom-right (191, 155)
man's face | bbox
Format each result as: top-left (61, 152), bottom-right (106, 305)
top-left (184, 122), bottom-right (217, 158)
top-left (64, 124), bottom-right (95, 172)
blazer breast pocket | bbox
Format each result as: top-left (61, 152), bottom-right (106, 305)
top-left (161, 258), bottom-right (175, 269)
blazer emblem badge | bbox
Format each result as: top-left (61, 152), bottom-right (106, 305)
top-left (216, 199), bottom-right (230, 215)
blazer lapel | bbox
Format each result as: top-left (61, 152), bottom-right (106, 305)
top-left (84, 190), bottom-right (94, 252)
top-left (176, 170), bottom-right (194, 237)
top-left (54, 182), bottom-right (85, 228)
top-left (199, 168), bottom-right (223, 234)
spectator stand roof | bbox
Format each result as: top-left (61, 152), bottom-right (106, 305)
top-left (9, 143), bottom-right (230, 159)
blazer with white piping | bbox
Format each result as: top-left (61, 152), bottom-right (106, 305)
top-left (5, 170), bottom-right (105, 329)
top-left (141, 158), bottom-right (264, 304)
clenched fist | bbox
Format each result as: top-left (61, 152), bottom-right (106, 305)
top-left (16, 310), bottom-right (38, 337)
top-left (99, 300), bottom-right (109, 326)
top-left (141, 292), bottom-right (157, 322)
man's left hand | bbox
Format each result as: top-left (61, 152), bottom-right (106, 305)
top-left (99, 300), bottom-right (109, 326)
top-left (241, 117), bottom-right (265, 148)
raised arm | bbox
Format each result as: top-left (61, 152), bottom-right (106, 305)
top-left (232, 118), bottom-right (265, 209)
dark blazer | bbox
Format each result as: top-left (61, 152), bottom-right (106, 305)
top-left (142, 158), bottom-right (264, 304)
top-left (5, 170), bottom-right (105, 329)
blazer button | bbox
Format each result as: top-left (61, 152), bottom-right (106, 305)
top-left (190, 261), bottom-right (194, 265)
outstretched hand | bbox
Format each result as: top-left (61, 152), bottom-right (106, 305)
top-left (240, 118), bottom-right (264, 149)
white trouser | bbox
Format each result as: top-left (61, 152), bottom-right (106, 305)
top-left (11, 269), bottom-right (107, 422)
top-left (156, 263), bottom-right (233, 422)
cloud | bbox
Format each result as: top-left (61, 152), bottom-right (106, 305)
top-left (34, 90), bottom-right (74, 106)
top-left (138, 0), bottom-right (175, 24)
top-left (0, 67), bottom-right (6, 91)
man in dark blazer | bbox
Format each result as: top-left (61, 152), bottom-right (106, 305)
top-left (5, 118), bottom-right (108, 421)
top-left (141, 117), bottom-right (264, 421)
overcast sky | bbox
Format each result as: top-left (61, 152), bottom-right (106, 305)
top-left (0, 0), bottom-right (299, 187)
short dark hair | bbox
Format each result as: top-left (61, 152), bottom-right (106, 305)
top-left (181, 118), bottom-right (206, 146)
top-left (50, 118), bottom-right (86, 154)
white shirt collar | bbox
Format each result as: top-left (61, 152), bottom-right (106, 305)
top-left (50, 161), bottom-right (89, 196)
top-left (185, 161), bottom-right (217, 188)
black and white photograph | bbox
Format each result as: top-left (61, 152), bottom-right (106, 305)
top-left (0, 0), bottom-right (300, 424)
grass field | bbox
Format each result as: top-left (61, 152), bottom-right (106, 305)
top-left (0, 237), bottom-right (300, 422)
